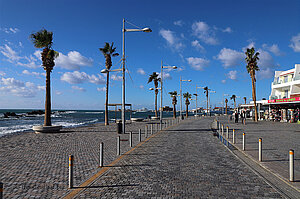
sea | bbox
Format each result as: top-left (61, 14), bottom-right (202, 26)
top-left (0, 109), bottom-right (176, 137)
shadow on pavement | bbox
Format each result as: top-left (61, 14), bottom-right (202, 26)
top-left (74, 184), bottom-right (139, 189)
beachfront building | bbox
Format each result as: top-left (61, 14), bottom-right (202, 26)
top-left (240, 64), bottom-right (300, 122)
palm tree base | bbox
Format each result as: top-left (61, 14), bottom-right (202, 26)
top-left (33, 125), bottom-right (62, 133)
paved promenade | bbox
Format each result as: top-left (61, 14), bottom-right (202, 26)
top-left (216, 115), bottom-right (300, 193)
top-left (66, 118), bottom-right (282, 198)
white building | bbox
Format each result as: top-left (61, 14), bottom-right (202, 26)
top-left (270, 64), bottom-right (300, 99)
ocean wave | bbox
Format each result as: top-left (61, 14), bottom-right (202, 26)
top-left (52, 119), bottom-right (99, 128)
top-left (83, 112), bottom-right (103, 114)
top-left (0, 124), bottom-right (38, 136)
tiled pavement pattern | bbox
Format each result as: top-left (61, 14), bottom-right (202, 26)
top-left (75, 118), bottom-right (282, 198)
top-left (0, 120), bottom-right (161, 198)
top-left (216, 116), bottom-right (300, 191)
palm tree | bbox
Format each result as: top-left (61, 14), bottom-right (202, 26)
top-left (225, 98), bottom-right (228, 115)
top-left (243, 97), bottom-right (247, 104)
top-left (203, 87), bottom-right (209, 114)
top-left (30, 29), bottom-right (59, 126)
top-left (99, 42), bottom-right (119, 126)
top-left (183, 92), bottom-right (192, 118)
top-left (148, 72), bottom-right (161, 117)
top-left (231, 95), bottom-right (237, 110)
top-left (169, 91), bottom-right (177, 118)
top-left (245, 47), bottom-right (260, 122)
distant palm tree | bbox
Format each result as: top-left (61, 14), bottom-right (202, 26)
top-left (245, 47), bottom-right (260, 122)
top-left (231, 95), bottom-right (237, 110)
top-left (183, 92), bottom-right (192, 118)
top-left (203, 87), bottom-right (209, 114)
top-left (148, 72), bottom-right (161, 117)
top-left (169, 91), bottom-right (177, 118)
top-left (30, 29), bottom-right (59, 126)
top-left (99, 42), bottom-right (119, 126)
top-left (243, 97), bottom-right (247, 104)
top-left (225, 98), bottom-right (228, 115)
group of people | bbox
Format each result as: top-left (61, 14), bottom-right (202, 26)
top-left (231, 110), bottom-right (247, 124)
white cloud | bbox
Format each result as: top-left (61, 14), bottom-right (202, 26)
top-left (0, 77), bottom-right (44, 98)
top-left (258, 50), bottom-right (276, 69)
top-left (137, 68), bottom-right (146, 75)
top-left (60, 71), bottom-right (105, 85)
top-left (1, 27), bottom-right (19, 34)
top-left (289, 33), bottom-right (300, 52)
top-left (22, 70), bottom-right (45, 78)
top-left (139, 85), bottom-right (144, 89)
top-left (159, 29), bottom-right (184, 51)
top-left (243, 42), bottom-right (255, 51)
top-left (186, 57), bottom-right (210, 71)
top-left (55, 90), bottom-right (62, 95)
top-left (262, 44), bottom-right (282, 56)
top-left (191, 40), bottom-right (205, 52)
top-left (192, 21), bottom-right (218, 45)
top-left (0, 71), bottom-right (6, 76)
top-left (222, 27), bottom-right (232, 33)
top-left (0, 44), bottom-right (21, 63)
top-left (216, 48), bottom-right (244, 68)
top-left (56, 51), bottom-right (93, 70)
top-left (227, 70), bottom-right (238, 80)
top-left (111, 74), bottom-right (122, 81)
top-left (221, 80), bottom-right (226, 84)
top-left (17, 55), bottom-right (40, 68)
top-left (34, 50), bottom-right (42, 60)
top-left (174, 20), bottom-right (184, 26)
top-left (257, 68), bottom-right (274, 79)
top-left (72, 86), bottom-right (86, 92)
top-left (97, 87), bottom-right (106, 92)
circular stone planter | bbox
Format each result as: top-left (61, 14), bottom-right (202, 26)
top-left (130, 118), bottom-right (144, 122)
top-left (32, 125), bottom-right (63, 133)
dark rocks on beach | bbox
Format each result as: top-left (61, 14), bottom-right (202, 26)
top-left (4, 112), bottom-right (18, 118)
top-left (27, 110), bottom-right (45, 115)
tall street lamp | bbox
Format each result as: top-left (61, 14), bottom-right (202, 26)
top-left (193, 93), bottom-right (198, 116)
top-left (180, 76), bottom-right (192, 119)
top-left (160, 61), bottom-right (177, 129)
top-left (208, 90), bottom-right (216, 115)
top-left (122, 18), bottom-right (151, 133)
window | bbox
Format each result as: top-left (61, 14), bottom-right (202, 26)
top-left (284, 76), bottom-right (288, 83)
top-left (284, 90), bottom-right (289, 98)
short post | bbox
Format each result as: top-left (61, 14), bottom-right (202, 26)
top-left (129, 131), bottom-right (132, 147)
top-left (222, 125), bottom-right (224, 136)
top-left (259, 138), bottom-right (262, 162)
top-left (145, 125), bottom-right (148, 138)
top-left (117, 136), bottom-right (120, 155)
top-left (69, 155), bottom-right (74, 189)
top-left (100, 142), bottom-right (104, 167)
top-left (232, 129), bottom-right (235, 144)
top-left (0, 182), bottom-right (3, 199)
top-left (151, 124), bottom-right (153, 134)
top-left (226, 126), bottom-right (229, 139)
top-left (139, 129), bottom-right (142, 142)
top-left (242, 133), bottom-right (245, 151)
top-left (289, 149), bottom-right (294, 182)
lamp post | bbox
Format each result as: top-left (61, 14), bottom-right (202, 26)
top-left (160, 61), bottom-right (177, 129)
top-left (208, 90), bottom-right (216, 116)
top-left (180, 76), bottom-right (192, 119)
top-left (193, 94), bottom-right (198, 116)
top-left (122, 18), bottom-right (151, 133)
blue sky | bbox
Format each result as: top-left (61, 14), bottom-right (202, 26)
top-left (0, 0), bottom-right (300, 110)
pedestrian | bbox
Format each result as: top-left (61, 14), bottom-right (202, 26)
top-left (235, 111), bottom-right (239, 123)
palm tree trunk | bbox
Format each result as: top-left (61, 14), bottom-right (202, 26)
top-left (251, 75), bottom-right (258, 122)
top-left (155, 91), bottom-right (158, 117)
top-left (234, 100), bottom-right (236, 110)
top-left (186, 104), bottom-right (188, 118)
top-left (173, 104), bottom-right (176, 118)
top-left (105, 72), bottom-right (109, 125)
top-left (44, 70), bottom-right (51, 126)
top-left (225, 103), bottom-right (227, 115)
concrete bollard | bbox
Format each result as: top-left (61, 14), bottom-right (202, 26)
top-left (69, 155), bottom-right (74, 189)
top-left (100, 142), bottom-right (104, 167)
top-left (151, 124), bottom-right (153, 134)
top-left (145, 125), bottom-right (148, 138)
top-left (117, 136), bottom-right (120, 155)
top-left (129, 132), bottom-right (132, 147)
top-left (232, 129), bottom-right (235, 144)
top-left (226, 126), bottom-right (229, 139)
top-left (222, 125), bottom-right (224, 135)
top-left (0, 182), bottom-right (3, 199)
top-left (289, 149), bottom-right (294, 182)
top-left (139, 129), bottom-right (142, 142)
top-left (259, 138), bottom-right (262, 162)
top-left (242, 133), bottom-right (245, 151)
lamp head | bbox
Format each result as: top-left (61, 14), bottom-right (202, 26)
top-left (149, 88), bottom-right (154, 90)
top-left (172, 66), bottom-right (177, 69)
top-left (142, 27), bottom-right (152, 32)
top-left (101, 69), bottom-right (108, 73)
top-left (188, 80), bottom-right (192, 82)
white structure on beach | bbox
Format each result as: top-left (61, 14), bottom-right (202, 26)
top-left (270, 64), bottom-right (300, 99)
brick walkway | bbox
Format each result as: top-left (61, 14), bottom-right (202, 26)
top-left (216, 115), bottom-right (300, 192)
top-left (0, 120), bottom-right (160, 198)
top-left (70, 118), bottom-right (282, 198)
